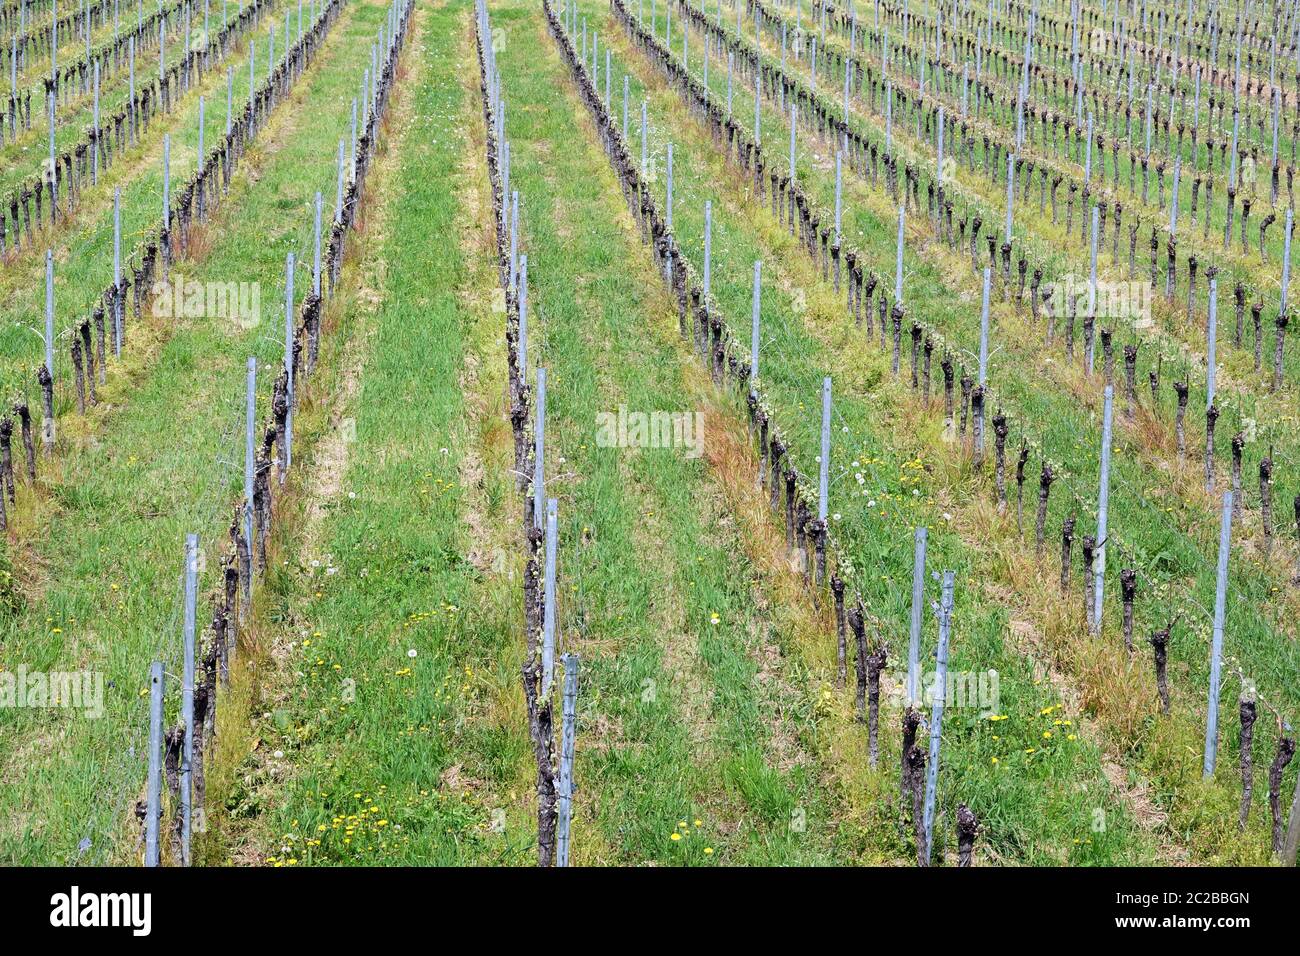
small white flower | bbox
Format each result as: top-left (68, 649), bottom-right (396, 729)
top-left (832, 513), bottom-right (841, 521)
top-left (348, 492), bottom-right (356, 499)
top-left (407, 648), bottom-right (417, 658)
top-left (273, 750), bottom-right (284, 760)
top-left (867, 499), bottom-right (876, 508)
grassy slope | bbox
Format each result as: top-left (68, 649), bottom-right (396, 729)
top-left (0, 0), bottom-right (381, 865)
top-left (0, 0), bottom-right (205, 196)
top-left (0, 0), bottom-right (298, 400)
top-left (714, 0), bottom-right (1300, 612)
top-left (734, 0), bottom-right (1300, 600)
top-left (225, 0), bottom-right (532, 867)
top-left (0, 0), bottom-right (1284, 868)
top-left (252, 0), bottom-right (879, 868)
top-left (496, 4), bottom-right (846, 864)
top-left (601, 0), bottom-right (1294, 861)
top-left (573, 0), bottom-right (1157, 864)
top-left (236, 0), bottom-right (1154, 869)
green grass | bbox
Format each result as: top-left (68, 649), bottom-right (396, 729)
top-left (0, 0), bottom-right (1291, 868)
top-left (0, 0), bottom-right (301, 402)
top-left (231, 0), bottom-right (525, 866)
top-left (582, 0), bottom-right (1295, 862)
top-left (0, 0), bottom-right (195, 197)
top-left (0, 0), bottom-right (389, 865)
top-left (732, 0), bottom-right (1300, 528)
top-left (252, 0), bottom-right (861, 867)
top-left (753, 0), bottom-right (1297, 269)
top-left (561, 0), bottom-right (1156, 865)
top-left (652, 0), bottom-right (1300, 733)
